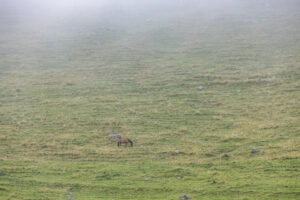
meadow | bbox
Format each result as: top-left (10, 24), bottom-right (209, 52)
top-left (0, 0), bottom-right (299, 199)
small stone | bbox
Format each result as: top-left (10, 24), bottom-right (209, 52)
top-left (252, 148), bottom-right (259, 153)
top-left (194, 141), bottom-right (200, 144)
top-left (197, 85), bottom-right (204, 90)
top-left (181, 194), bottom-right (190, 199)
top-left (236, 90), bottom-right (241, 93)
top-left (222, 154), bottom-right (230, 159)
top-left (66, 194), bottom-right (75, 200)
top-left (175, 150), bottom-right (180, 154)
top-left (108, 134), bottom-right (121, 141)
top-left (177, 176), bottom-right (181, 179)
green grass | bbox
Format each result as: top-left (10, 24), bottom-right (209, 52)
top-left (0, 0), bottom-right (300, 199)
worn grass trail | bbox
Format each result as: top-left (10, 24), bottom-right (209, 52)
top-left (0, 1), bottom-right (300, 199)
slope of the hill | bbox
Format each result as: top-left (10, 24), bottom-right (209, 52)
top-left (0, 0), bottom-right (299, 199)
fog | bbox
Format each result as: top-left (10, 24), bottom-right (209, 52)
top-left (1, 0), bottom-right (299, 68)
top-left (0, 0), bottom-right (271, 25)
top-left (1, 0), bottom-right (299, 30)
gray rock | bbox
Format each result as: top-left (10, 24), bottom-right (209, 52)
top-left (197, 85), bottom-right (204, 90)
top-left (236, 90), bottom-right (241, 93)
top-left (252, 148), bottom-right (259, 153)
top-left (109, 134), bottom-right (121, 141)
top-left (66, 194), bottom-right (75, 200)
top-left (181, 194), bottom-right (190, 199)
top-left (194, 141), bottom-right (200, 145)
top-left (175, 150), bottom-right (180, 154)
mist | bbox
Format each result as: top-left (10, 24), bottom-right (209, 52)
top-left (1, 0), bottom-right (299, 70)
top-left (0, 0), bottom-right (279, 26)
top-left (1, 0), bottom-right (299, 32)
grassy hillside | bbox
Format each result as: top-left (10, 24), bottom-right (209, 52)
top-left (0, 0), bottom-right (299, 199)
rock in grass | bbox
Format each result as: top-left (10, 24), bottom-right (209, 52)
top-left (66, 194), bottom-right (75, 200)
top-left (222, 154), bottom-right (230, 159)
top-left (236, 90), bottom-right (241, 93)
top-left (108, 134), bottom-right (121, 141)
top-left (252, 148), bottom-right (259, 153)
top-left (181, 194), bottom-right (190, 199)
top-left (197, 85), bottom-right (204, 90)
top-left (175, 150), bottom-right (180, 154)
